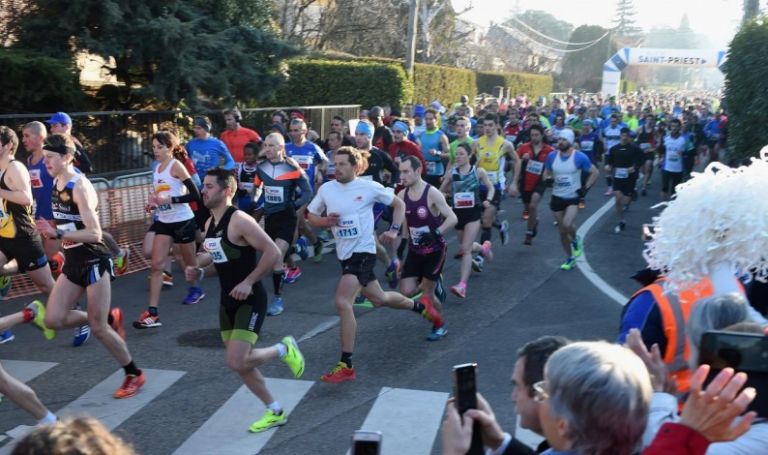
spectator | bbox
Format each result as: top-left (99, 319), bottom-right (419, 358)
top-left (11, 417), bottom-right (136, 455)
top-left (44, 112), bottom-right (93, 173)
top-left (220, 107), bottom-right (261, 164)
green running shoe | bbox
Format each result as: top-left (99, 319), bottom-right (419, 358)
top-left (560, 257), bottom-right (577, 271)
top-left (571, 236), bottom-right (583, 258)
top-left (280, 336), bottom-right (305, 379)
top-left (28, 300), bottom-right (55, 340)
top-left (248, 409), bottom-right (287, 433)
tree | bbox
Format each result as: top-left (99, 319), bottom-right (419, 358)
top-left (13, 0), bottom-right (300, 109)
top-left (724, 18), bottom-right (768, 160)
top-left (613, 0), bottom-right (643, 38)
top-left (560, 25), bottom-right (615, 92)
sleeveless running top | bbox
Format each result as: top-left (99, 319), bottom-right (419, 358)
top-left (203, 206), bottom-right (261, 294)
top-left (551, 151), bottom-right (582, 199)
top-left (476, 136), bottom-right (505, 187)
top-left (27, 155), bottom-right (54, 220)
top-left (420, 129), bottom-right (445, 177)
top-left (236, 162), bottom-right (259, 196)
top-left (451, 165), bottom-right (480, 209)
top-left (52, 173), bottom-right (110, 262)
top-left (404, 185), bottom-right (443, 254)
top-left (153, 160), bottom-right (195, 224)
top-left (0, 164), bottom-right (37, 239)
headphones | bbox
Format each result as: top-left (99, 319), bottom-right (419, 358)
top-left (228, 107), bottom-right (242, 123)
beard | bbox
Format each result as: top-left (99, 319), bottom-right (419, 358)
top-left (558, 142), bottom-right (570, 152)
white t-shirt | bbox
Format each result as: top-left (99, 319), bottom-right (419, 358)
top-left (308, 178), bottom-right (395, 260)
top-left (663, 134), bottom-right (686, 173)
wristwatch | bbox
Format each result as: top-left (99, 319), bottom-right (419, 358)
top-left (390, 223), bottom-right (401, 232)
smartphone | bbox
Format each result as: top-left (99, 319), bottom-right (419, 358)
top-left (351, 430), bottom-right (382, 455)
top-left (698, 330), bottom-right (768, 417)
top-left (453, 363), bottom-right (478, 415)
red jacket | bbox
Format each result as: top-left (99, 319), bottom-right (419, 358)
top-left (643, 423), bottom-right (710, 455)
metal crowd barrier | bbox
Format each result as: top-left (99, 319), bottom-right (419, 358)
top-left (5, 172), bottom-right (154, 300)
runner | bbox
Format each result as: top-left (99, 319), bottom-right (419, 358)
top-left (543, 129), bottom-right (599, 271)
top-left (220, 107), bottom-right (261, 164)
top-left (398, 156), bottom-right (456, 341)
top-left (660, 118), bottom-right (689, 200)
top-left (134, 131), bottom-right (204, 329)
top-left (606, 128), bottom-right (644, 233)
top-left (35, 133), bottom-right (143, 399)
top-left (601, 113), bottom-right (624, 196)
top-left (417, 108), bottom-right (450, 188)
top-left (252, 133), bottom-right (313, 316)
top-left (514, 125), bottom-right (554, 246)
top-left (186, 168), bottom-right (305, 433)
top-left (473, 113), bottom-right (520, 248)
top-left (440, 143), bottom-right (495, 298)
top-left (307, 147), bottom-right (442, 383)
top-left (235, 142), bottom-right (260, 214)
top-left (448, 116), bottom-right (474, 166)
top-left (635, 113), bottom-right (659, 196)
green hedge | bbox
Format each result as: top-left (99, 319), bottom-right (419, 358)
top-left (476, 71), bottom-right (553, 100)
top-left (724, 18), bottom-right (768, 160)
top-left (0, 49), bottom-right (83, 114)
top-left (412, 63), bottom-right (476, 107)
top-left (272, 59), bottom-right (412, 109)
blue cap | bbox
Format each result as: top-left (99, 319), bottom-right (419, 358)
top-left (45, 112), bottom-right (72, 125)
top-left (355, 120), bottom-right (374, 138)
top-left (413, 104), bottom-right (425, 117)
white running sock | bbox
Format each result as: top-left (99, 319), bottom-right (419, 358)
top-left (37, 410), bottom-right (57, 425)
top-left (274, 343), bottom-right (287, 358)
top-left (267, 401), bottom-right (282, 414)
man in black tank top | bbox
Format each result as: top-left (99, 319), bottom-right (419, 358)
top-left (187, 168), bottom-right (306, 433)
top-left (35, 134), bottom-right (144, 400)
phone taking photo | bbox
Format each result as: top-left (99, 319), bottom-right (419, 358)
top-left (351, 430), bottom-right (382, 455)
top-left (453, 363), bottom-right (478, 415)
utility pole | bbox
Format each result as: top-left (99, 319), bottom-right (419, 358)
top-left (405, 0), bottom-right (419, 78)
top-left (743, 0), bottom-right (759, 25)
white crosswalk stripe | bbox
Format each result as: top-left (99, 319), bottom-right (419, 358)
top-left (1, 359), bottom-right (58, 384)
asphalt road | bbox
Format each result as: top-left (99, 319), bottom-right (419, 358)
top-left (0, 174), bottom-right (664, 455)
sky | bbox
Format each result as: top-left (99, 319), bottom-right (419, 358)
top-left (451, 0), bottom-right (747, 49)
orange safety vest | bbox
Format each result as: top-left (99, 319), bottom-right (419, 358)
top-left (630, 277), bottom-right (715, 393)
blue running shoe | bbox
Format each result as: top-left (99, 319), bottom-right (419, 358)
top-left (268, 297), bottom-right (284, 316)
top-left (385, 259), bottom-right (400, 289)
top-left (183, 286), bottom-right (205, 305)
top-left (295, 237), bottom-right (309, 261)
top-left (426, 325), bottom-right (448, 341)
top-left (73, 325), bottom-right (90, 347)
top-left (0, 330), bottom-right (14, 344)
top-left (353, 294), bottom-right (374, 308)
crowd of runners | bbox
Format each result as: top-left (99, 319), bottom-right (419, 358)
top-left (0, 89), bottom-right (734, 435)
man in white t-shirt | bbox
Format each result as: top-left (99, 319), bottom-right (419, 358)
top-left (307, 147), bottom-right (443, 384)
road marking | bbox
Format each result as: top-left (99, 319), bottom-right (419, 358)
top-left (1, 360), bottom-right (58, 383)
top-left (576, 200), bottom-right (630, 306)
top-left (350, 387), bottom-right (449, 455)
top-left (2, 368), bottom-right (185, 450)
top-left (173, 378), bottom-right (314, 455)
top-left (298, 316), bottom-right (339, 343)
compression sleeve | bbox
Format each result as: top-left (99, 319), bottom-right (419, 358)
top-left (171, 178), bottom-right (202, 204)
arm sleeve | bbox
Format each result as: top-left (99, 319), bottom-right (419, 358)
top-left (294, 174), bottom-right (314, 207)
top-left (218, 140), bottom-right (236, 170)
top-left (171, 178), bottom-right (202, 204)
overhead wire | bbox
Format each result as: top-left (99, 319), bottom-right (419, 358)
top-left (509, 15), bottom-right (611, 46)
top-left (497, 22), bottom-right (611, 53)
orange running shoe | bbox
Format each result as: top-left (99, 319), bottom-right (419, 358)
top-left (114, 372), bottom-right (145, 399)
top-left (321, 362), bottom-right (356, 383)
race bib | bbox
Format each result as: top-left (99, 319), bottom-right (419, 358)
top-left (239, 182), bottom-right (254, 191)
top-left (264, 186), bottom-right (284, 204)
top-left (486, 171), bottom-right (498, 184)
top-left (526, 160), bottom-right (544, 175)
top-left (333, 215), bottom-right (360, 239)
top-left (295, 155), bottom-right (313, 170)
top-left (505, 135), bottom-right (517, 143)
top-left (580, 140), bottom-right (594, 151)
top-left (454, 192), bottom-right (475, 208)
top-left (203, 237), bottom-right (228, 263)
top-left (667, 152), bottom-right (680, 162)
top-left (409, 225), bottom-right (430, 246)
top-left (29, 169), bottom-right (43, 189)
top-left (58, 222), bottom-right (82, 249)
top-left (614, 167), bottom-right (629, 179)
top-left (555, 175), bottom-right (574, 188)
top-left (426, 161), bottom-right (438, 175)
top-left (640, 143), bottom-right (651, 151)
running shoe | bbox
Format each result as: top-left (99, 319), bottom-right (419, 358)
top-left (283, 266), bottom-right (301, 284)
top-left (523, 233), bottom-right (533, 246)
top-left (499, 220), bottom-right (510, 246)
top-left (385, 259), bottom-right (400, 289)
top-left (426, 325), bottom-right (448, 341)
top-left (0, 276), bottom-right (12, 300)
top-left (353, 295), bottom-right (374, 308)
top-left (248, 409), bottom-right (287, 433)
top-left (28, 300), bottom-right (55, 340)
top-left (571, 236), bottom-right (583, 258)
top-left (280, 336), bottom-right (305, 378)
top-left (267, 297), bottom-right (284, 316)
top-left (132, 310), bottom-right (161, 329)
top-left (450, 283), bottom-right (467, 299)
top-left (114, 249), bottom-right (129, 276)
top-left (110, 307), bottom-right (126, 339)
top-left (614, 221), bottom-right (626, 234)
top-left (317, 229), bottom-right (332, 242)
top-left (295, 237), bottom-right (309, 261)
top-left (560, 257), bottom-right (577, 271)
top-left (312, 241), bottom-right (323, 263)
top-left (183, 286), bottom-right (205, 305)
top-left (480, 240), bottom-right (493, 261)
top-left (603, 187), bottom-right (613, 196)
top-left (0, 329), bottom-right (14, 344)
top-left (49, 252), bottom-right (65, 278)
top-left (435, 274), bottom-right (447, 304)
top-left (578, 198), bottom-right (586, 209)
top-left (417, 294), bottom-right (443, 327)
top-left (522, 210), bottom-right (529, 220)
top-left (471, 255), bottom-right (484, 272)
top-left (321, 361), bottom-right (356, 383)
top-left (114, 371), bottom-right (145, 399)
top-left (162, 271), bottom-right (174, 287)
top-left (72, 324), bottom-right (90, 347)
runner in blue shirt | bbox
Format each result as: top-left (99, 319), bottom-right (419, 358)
top-left (185, 116), bottom-right (235, 180)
